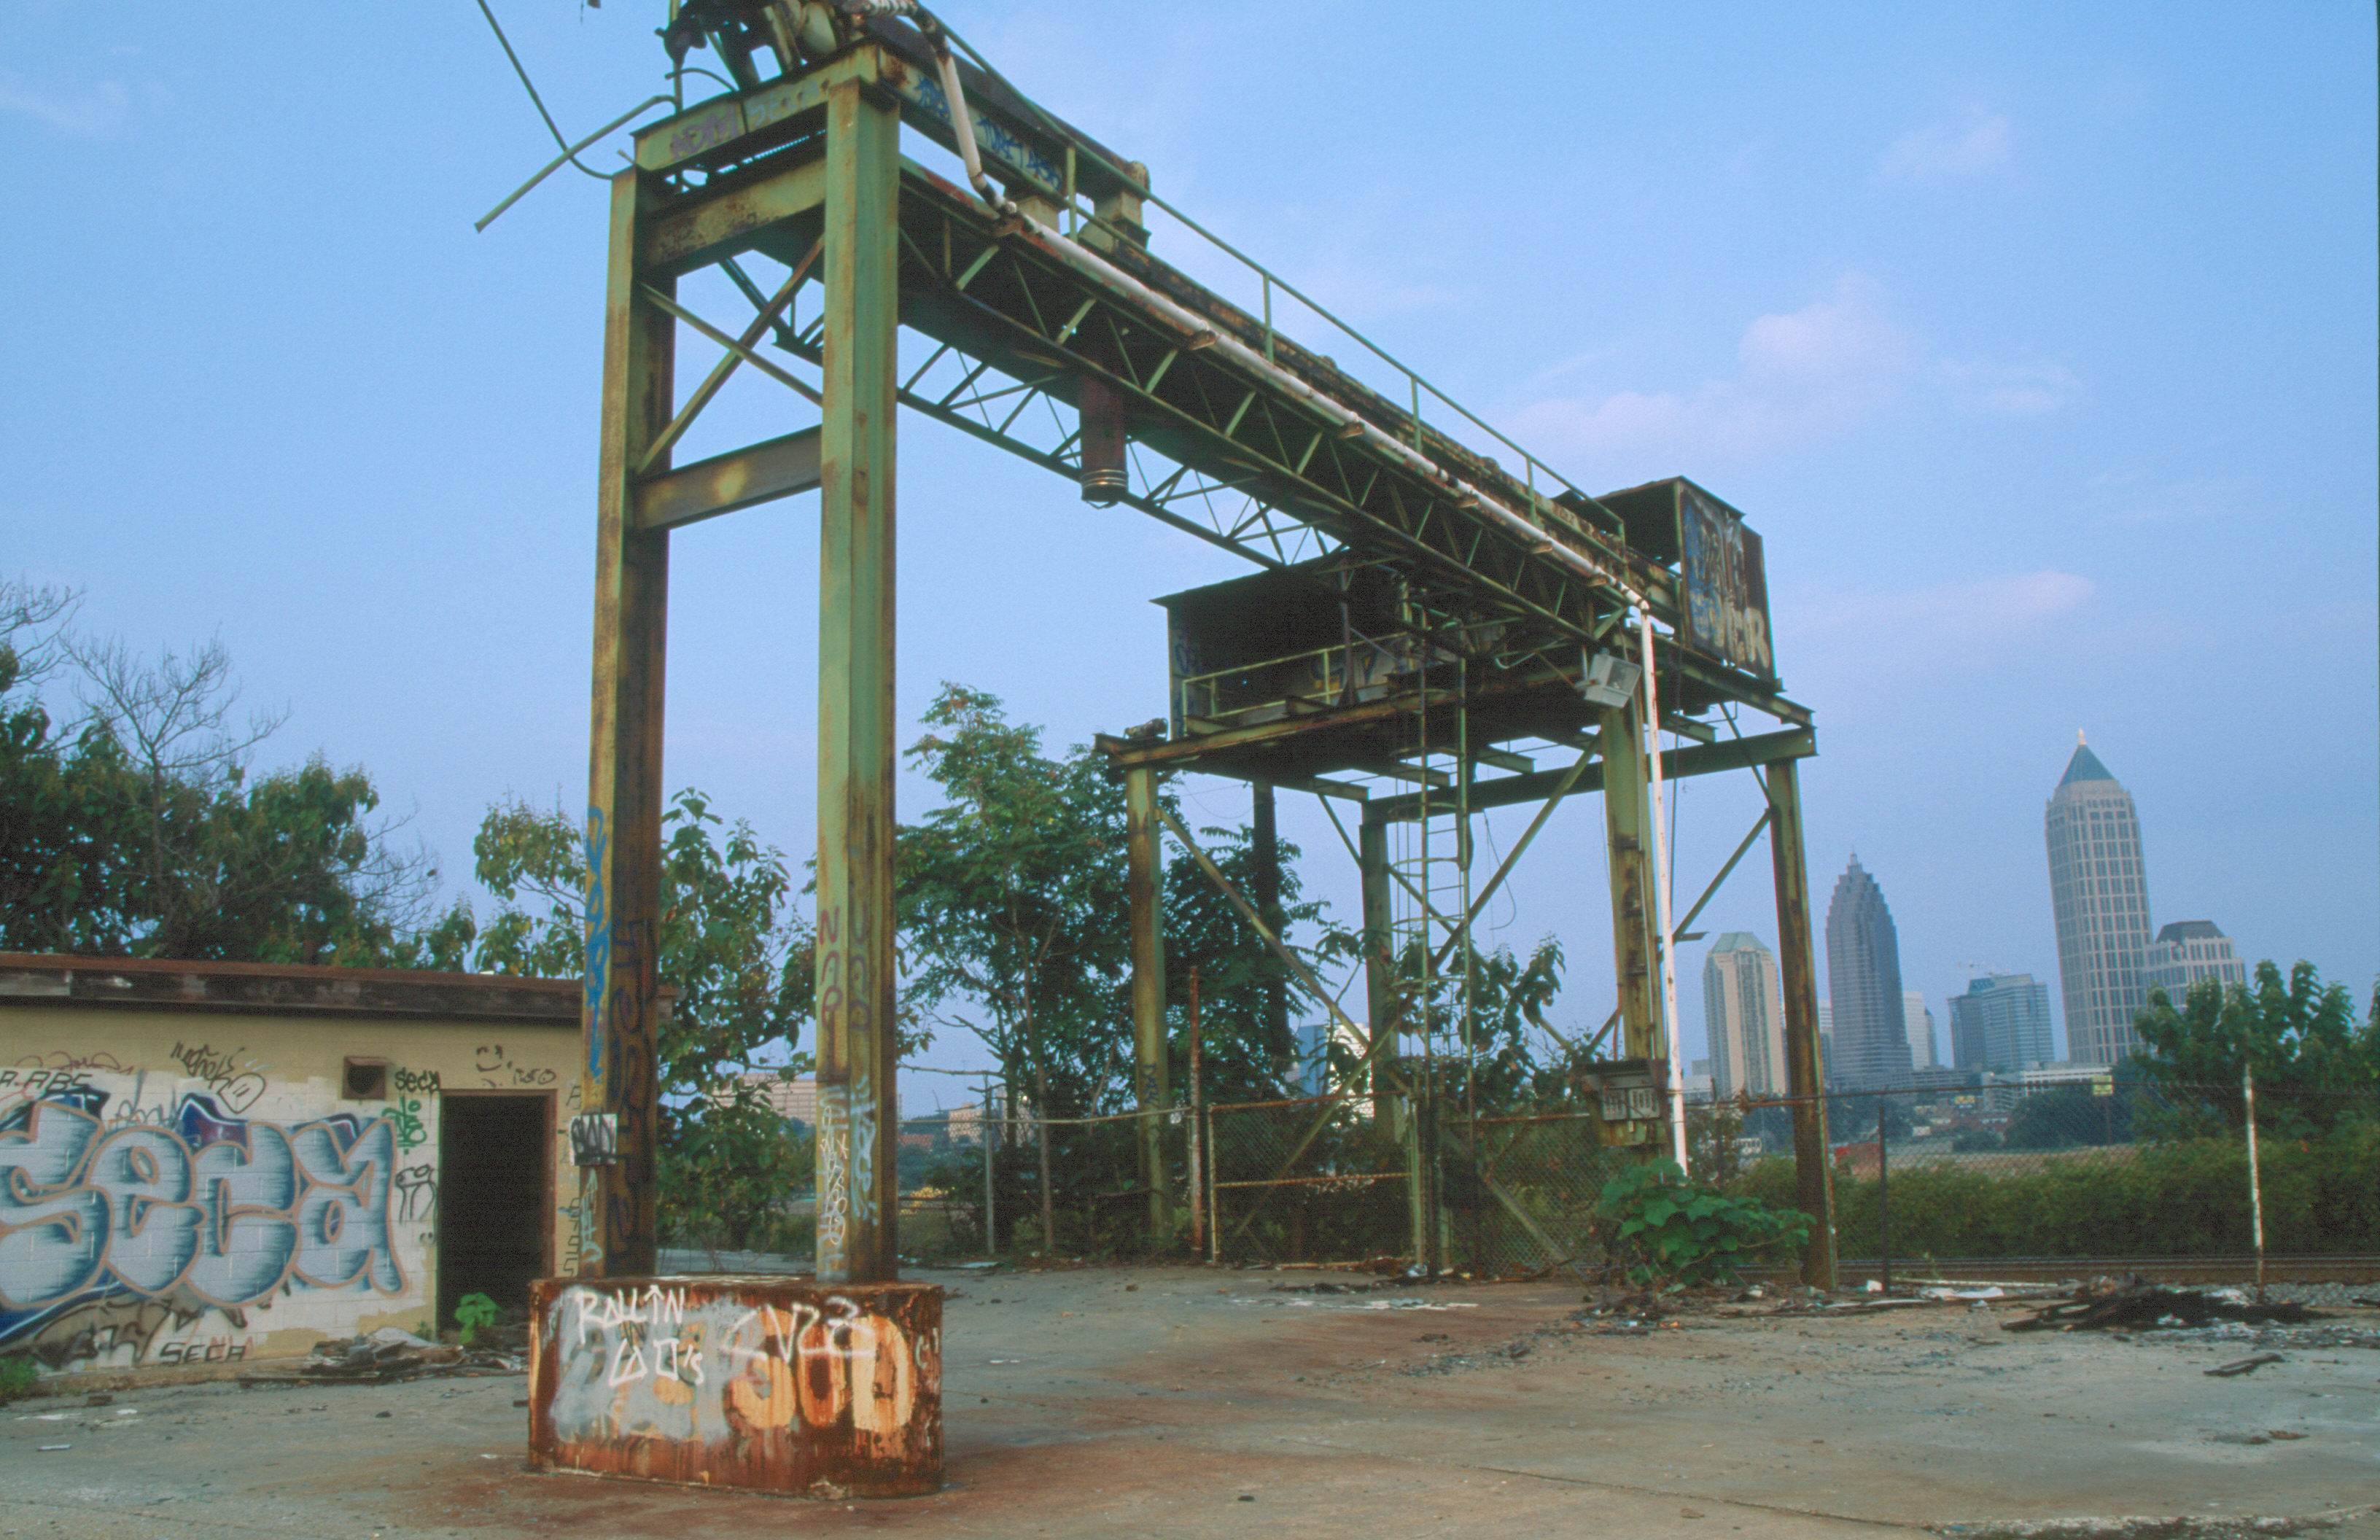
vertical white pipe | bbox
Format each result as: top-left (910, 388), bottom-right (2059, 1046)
top-left (1638, 607), bottom-right (1690, 1173)
top-left (2244, 1065), bottom-right (2266, 1302)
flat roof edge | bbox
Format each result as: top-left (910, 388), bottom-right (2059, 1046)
top-left (0, 952), bottom-right (584, 1026)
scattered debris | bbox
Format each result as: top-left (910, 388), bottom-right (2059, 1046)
top-left (1934, 1514), bottom-right (2371, 1539)
top-left (237, 1333), bottom-right (523, 1387)
top-left (36, 1444), bottom-right (69, 1452)
top-left (2205, 1353), bottom-right (2286, 1378)
top-left (2005, 1278), bottom-right (2319, 1335)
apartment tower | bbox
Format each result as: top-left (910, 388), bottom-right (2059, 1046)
top-left (1702, 933), bottom-right (1787, 1098)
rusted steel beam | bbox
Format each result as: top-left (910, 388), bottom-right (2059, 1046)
top-left (1125, 766), bottom-right (1169, 1239)
top-left (1366, 727), bottom-right (1815, 823)
top-left (641, 157), bottom-right (828, 277)
top-left (582, 168), bottom-right (675, 1279)
top-left (1764, 757), bottom-right (1838, 1288)
top-left (1600, 701), bottom-right (1660, 1076)
top-left (633, 428), bottom-right (823, 532)
top-left (526, 1276), bottom-right (941, 1497)
top-left (812, 77), bottom-right (902, 1287)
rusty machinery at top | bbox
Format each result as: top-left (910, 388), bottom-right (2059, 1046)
top-left (564, 0), bottom-right (1837, 1295)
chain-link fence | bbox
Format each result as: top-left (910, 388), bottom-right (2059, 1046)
top-left (898, 1107), bottom-right (1184, 1262)
top-left (1203, 1095), bottom-right (1409, 1264)
top-left (691, 1078), bottom-right (2376, 1279)
top-left (1700, 1078), bottom-right (2380, 1279)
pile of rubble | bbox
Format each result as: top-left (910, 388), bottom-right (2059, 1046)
top-left (2004, 1277), bottom-right (2322, 1334)
top-left (239, 1327), bottom-right (524, 1387)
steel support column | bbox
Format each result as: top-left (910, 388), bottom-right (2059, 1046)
top-left (1125, 763), bottom-right (1170, 1239)
top-left (1251, 782), bottom-right (1289, 1065)
top-left (813, 77), bottom-right (901, 1286)
top-left (1598, 701), bottom-right (1660, 1062)
top-left (1358, 812), bottom-right (1396, 1124)
top-left (580, 168), bottom-right (674, 1279)
top-left (1765, 756), bottom-right (1838, 1287)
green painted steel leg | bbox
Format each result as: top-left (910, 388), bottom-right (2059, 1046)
top-left (1598, 701), bottom-right (1659, 1063)
top-left (1126, 764), bottom-right (1170, 1241)
top-left (1764, 757), bottom-right (1838, 1288)
top-left (814, 79), bottom-right (901, 1287)
top-left (581, 168), bottom-right (674, 1280)
top-left (1358, 812), bottom-right (1398, 1128)
top-left (1252, 782), bottom-right (1289, 1064)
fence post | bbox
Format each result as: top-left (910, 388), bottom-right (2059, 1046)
top-left (2243, 1065), bottom-right (2266, 1303)
top-left (1187, 967), bottom-right (1205, 1260)
top-left (1035, 1061), bottom-right (1055, 1256)
top-left (1205, 1103), bottom-right (1221, 1265)
top-left (981, 1073), bottom-right (997, 1259)
top-left (1877, 1092), bottom-right (1890, 1294)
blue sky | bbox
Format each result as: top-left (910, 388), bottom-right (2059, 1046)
top-left (4, 3), bottom-right (2373, 1096)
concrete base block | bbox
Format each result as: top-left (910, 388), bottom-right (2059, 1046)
top-left (526, 1275), bottom-right (942, 1498)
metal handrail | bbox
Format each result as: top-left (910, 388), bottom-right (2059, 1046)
top-left (930, 19), bottom-right (1590, 516)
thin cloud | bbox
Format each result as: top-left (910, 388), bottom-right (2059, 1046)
top-left (2088, 472), bottom-right (2249, 527)
top-left (1512, 274), bottom-right (1915, 464)
top-left (0, 70), bottom-right (128, 134)
top-left (1798, 570), bottom-right (2096, 644)
top-left (1937, 357), bottom-right (2081, 417)
top-left (1881, 106), bottom-right (2015, 182)
top-left (1511, 277), bottom-right (2083, 471)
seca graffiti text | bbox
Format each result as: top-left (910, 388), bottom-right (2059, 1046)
top-left (0, 1093), bottom-right (403, 1318)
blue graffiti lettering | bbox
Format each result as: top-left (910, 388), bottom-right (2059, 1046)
top-left (0, 1094), bottom-right (402, 1344)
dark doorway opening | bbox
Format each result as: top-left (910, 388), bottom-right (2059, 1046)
top-left (435, 1094), bottom-right (551, 1330)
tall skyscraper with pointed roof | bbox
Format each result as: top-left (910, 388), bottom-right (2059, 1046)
top-left (2045, 735), bottom-right (2155, 1065)
top-left (1824, 855), bottom-right (1913, 1089)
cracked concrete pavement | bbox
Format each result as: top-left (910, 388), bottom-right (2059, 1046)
top-left (6, 1265), bottom-right (2375, 1539)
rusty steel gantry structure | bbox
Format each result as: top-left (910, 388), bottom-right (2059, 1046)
top-left (569, 3), bottom-right (1838, 1292)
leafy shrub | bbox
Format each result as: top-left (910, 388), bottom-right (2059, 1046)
top-left (1598, 1158), bottom-right (1811, 1285)
top-left (454, 1292), bottom-right (500, 1347)
top-left (1762, 1116), bottom-right (2380, 1260)
top-left (0, 1357), bottom-right (36, 1404)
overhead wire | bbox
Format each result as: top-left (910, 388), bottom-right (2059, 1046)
top-left (472, 0), bottom-right (610, 180)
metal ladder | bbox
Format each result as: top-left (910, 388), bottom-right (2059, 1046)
top-left (1385, 599), bottom-right (1475, 1269)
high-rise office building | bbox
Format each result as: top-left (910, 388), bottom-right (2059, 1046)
top-left (1902, 990), bottom-right (1938, 1069)
top-left (1824, 855), bottom-right (1914, 1089)
top-left (2045, 737), bottom-right (2155, 1065)
top-left (1949, 973), bottom-right (2056, 1073)
top-left (2142, 920), bottom-right (2247, 1004)
top-left (1817, 1001), bottom-right (1834, 1086)
top-left (1702, 933), bottom-right (1787, 1097)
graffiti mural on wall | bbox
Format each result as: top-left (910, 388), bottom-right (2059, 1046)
top-left (0, 1089), bottom-right (404, 1358)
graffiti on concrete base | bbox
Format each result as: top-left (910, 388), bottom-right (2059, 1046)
top-left (0, 1089), bottom-right (405, 1357)
top-left (545, 1283), bottom-right (935, 1453)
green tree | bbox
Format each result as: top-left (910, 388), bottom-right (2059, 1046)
top-left (895, 685), bottom-right (1135, 1251)
top-left (2002, 1081), bottom-right (2133, 1151)
top-left (0, 584), bottom-right (442, 965)
top-left (2131, 961), bottom-right (2380, 1133)
top-left (897, 685), bottom-right (1132, 1116)
top-left (1159, 822), bottom-right (1346, 1105)
top-left (467, 789), bottom-right (819, 1250)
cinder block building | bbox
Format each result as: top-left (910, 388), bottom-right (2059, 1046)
top-left (0, 954), bottom-right (584, 1387)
